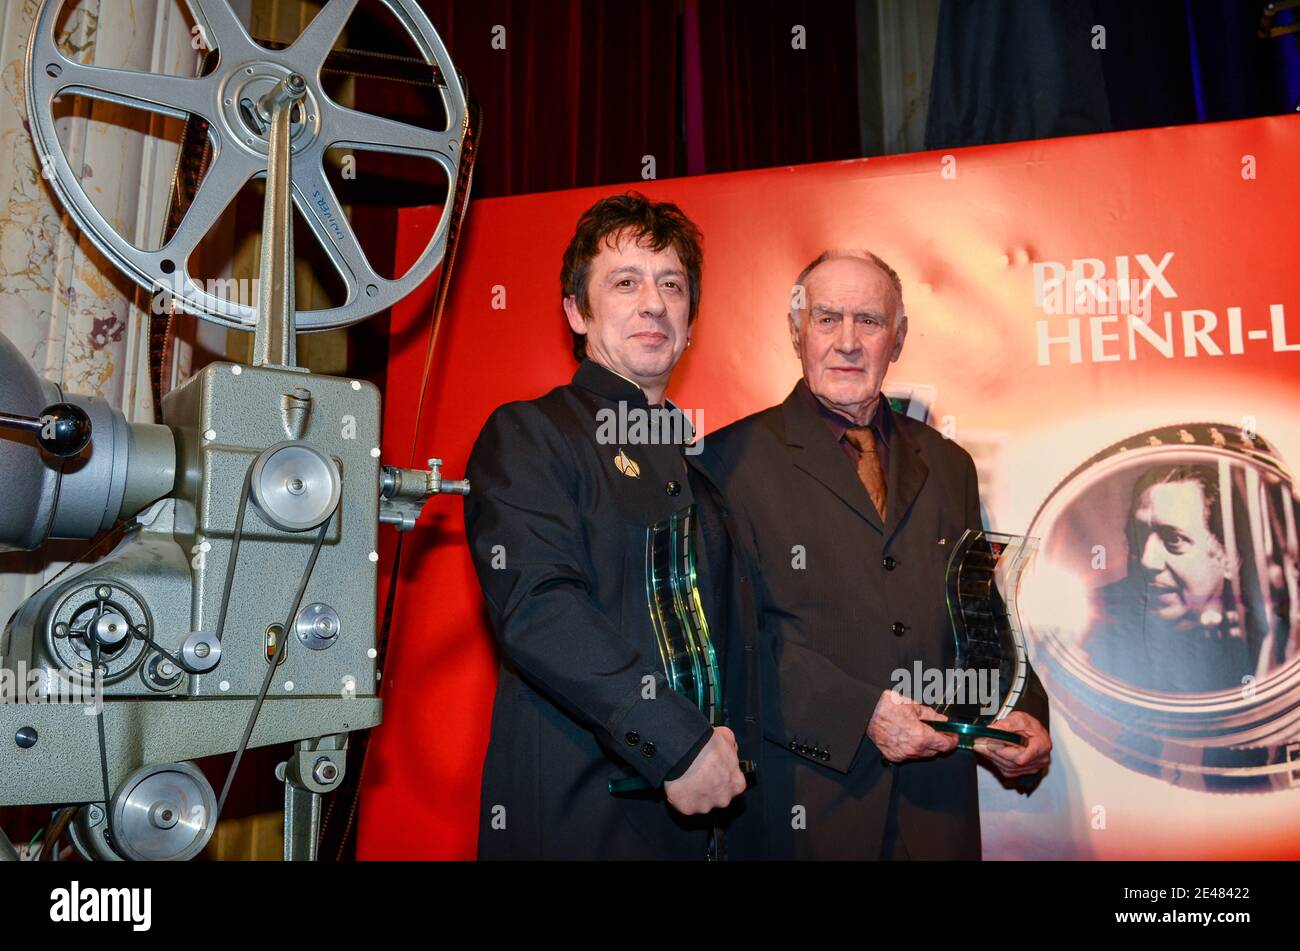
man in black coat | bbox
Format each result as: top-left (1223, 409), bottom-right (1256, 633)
top-left (698, 250), bottom-right (1052, 860)
top-left (464, 194), bottom-right (757, 860)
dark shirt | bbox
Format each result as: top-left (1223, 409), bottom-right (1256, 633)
top-left (799, 379), bottom-right (892, 482)
top-left (1084, 576), bottom-right (1254, 693)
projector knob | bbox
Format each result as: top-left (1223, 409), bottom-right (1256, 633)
top-left (0, 402), bottom-right (92, 457)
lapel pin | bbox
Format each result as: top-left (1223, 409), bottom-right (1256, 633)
top-left (938, 537), bottom-right (947, 545)
top-left (614, 449), bottom-right (641, 479)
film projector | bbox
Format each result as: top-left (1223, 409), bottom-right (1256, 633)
top-left (0, 0), bottom-right (475, 860)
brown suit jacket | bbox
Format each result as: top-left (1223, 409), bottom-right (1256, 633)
top-left (698, 381), bottom-right (1050, 860)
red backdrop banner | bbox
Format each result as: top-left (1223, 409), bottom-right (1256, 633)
top-left (360, 114), bottom-right (1300, 860)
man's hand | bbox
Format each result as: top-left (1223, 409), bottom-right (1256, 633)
top-left (664, 726), bottom-right (747, 816)
top-left (973, 711), bottom-right (1052, 778)
top-left (867, 690), bottom-right (959, 763)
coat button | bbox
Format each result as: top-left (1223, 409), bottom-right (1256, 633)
top-left (882, 555), bottom-right (897, 570)
top-left (665, 480), bottom-right (681, 496)
top-left (641, 741), bottom-right (656, 758)
top-left (625, 731), bottom-right (640, 746)
top-left (891, 621), bottom-right (907, 637)
top-left (789, 739), bottom-right (799, 752)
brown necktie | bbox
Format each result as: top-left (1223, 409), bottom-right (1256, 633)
top-left (844, 426), bottom-right (887, 521)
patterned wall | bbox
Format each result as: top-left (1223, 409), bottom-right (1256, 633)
top-left (0, 0), bottom-right (199, 626)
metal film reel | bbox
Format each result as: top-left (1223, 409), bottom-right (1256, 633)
top-left (25, 0), bottom-right (468, 332)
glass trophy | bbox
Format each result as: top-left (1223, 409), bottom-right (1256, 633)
top-left (609, 504), bottom-right (754, 794)
top-left (927, 529), bottom-right (1038, 750)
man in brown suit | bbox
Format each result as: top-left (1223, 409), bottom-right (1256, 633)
top-left (698, 250), bottom-right (1051, 859)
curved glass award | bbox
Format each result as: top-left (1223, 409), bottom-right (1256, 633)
top-left (609, 503), bottom-right (753, 794)
top-left (644, 504), bottom-right (721, 721)
top-left (928, 529), bottom-right (1038, 749)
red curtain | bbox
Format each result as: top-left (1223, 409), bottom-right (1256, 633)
top-left (417, 0), bottom-right (685, 197)
top-left (692, 0), bottom-right (862, 176)
top-left (411, 0), bottom-right (862, 198)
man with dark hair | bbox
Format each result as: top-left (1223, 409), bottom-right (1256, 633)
top-left (464, 192), bottom-right (756, 859)
top-left (560, 192), bottom-right (705, 362)
top-left (1085, 463), bottom-right (1251, 693)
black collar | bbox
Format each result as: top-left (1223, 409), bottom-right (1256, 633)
top-left (572, 359), bottom-right (650, 406)
top-left (572, 359), bottom-right (697, 444)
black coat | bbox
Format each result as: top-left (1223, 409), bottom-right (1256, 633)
top-left (697, 381), bottom-right (1050, 860)
top-left (464, 360), bottom-right (761, 859)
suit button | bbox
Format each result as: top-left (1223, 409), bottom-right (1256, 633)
top-left (665, 480), bottom-right (681, 496)
top-left (798, 744), bottom-right (809, 755)
top-left (891, 621), bottom-right (907, 637)
top-left (641, 741), bottom-right (656, 758)
top-left (625, 732), bottom-right (640, 746)
top-left (789, 739), bottom-right (799, 752)
top-left (822, 751), bottom-right (831, 761)
top-left (882, 556), bottom-right (897, 570)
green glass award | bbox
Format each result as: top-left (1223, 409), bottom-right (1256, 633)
top-left (927, 529), bottom-right (1038, 749)
top-left (609, 503), bottom-right (753, 794)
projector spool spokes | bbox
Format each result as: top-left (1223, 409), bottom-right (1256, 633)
top-left (25, 0), bottom-right (467, 332)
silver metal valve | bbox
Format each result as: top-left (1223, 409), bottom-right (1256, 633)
top-left (378, 457), bottom-right (471, 531)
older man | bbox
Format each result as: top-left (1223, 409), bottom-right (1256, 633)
top-left (699, 250), bottom-right (1051, 860)
top-left (464, 193), bottom-right (756, 859)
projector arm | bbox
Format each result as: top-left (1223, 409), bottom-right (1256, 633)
top-left (378, 458), bottom-right (470, 532)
